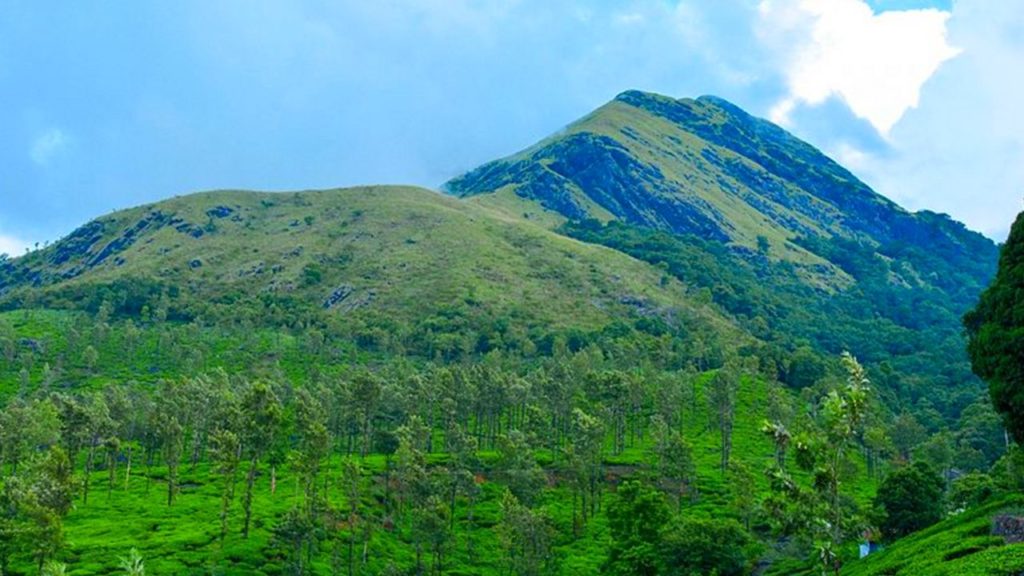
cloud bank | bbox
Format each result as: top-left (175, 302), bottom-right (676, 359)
top-left (846, 0), bottom-right (1024, 238)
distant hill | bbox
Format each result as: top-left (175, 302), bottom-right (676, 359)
top-left (0, 185), bottom-right (740, 359)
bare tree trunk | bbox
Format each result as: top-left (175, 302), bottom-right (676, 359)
top-left (83, 440), bottom-right (96, 505)
top-left (124, 446), bottom-right (132, 491)
top-left (242, 455), bottom-right (259, 538)
top-left (107, 448), bottom-right (117, 499)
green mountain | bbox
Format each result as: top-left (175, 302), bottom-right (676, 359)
top-left (447, 90), bottom-right (999, 412)
top-left (0, 90), bottom-right (1009, 576)
top-left (0, 185), bottom-right (739, 360)
top-left (0, 91), bottom-right (999, 410)
top-left (446, 90), bottom-right (990, 266)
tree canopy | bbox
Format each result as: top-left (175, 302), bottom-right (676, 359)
top-left (965, 211), bottom-right (1024, 442)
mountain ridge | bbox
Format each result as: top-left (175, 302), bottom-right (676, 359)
top-left (445, 89), bottom-right (992, 262)
top-left (446, 89), bottom-right (998, 409)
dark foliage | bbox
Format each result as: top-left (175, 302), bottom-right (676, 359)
top-left (965, 211), bottom-right (1024, 442)
top-left (875, 462), bottom-right (945, 541)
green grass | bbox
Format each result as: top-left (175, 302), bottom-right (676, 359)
top-left (1, 186), bottom-right (745, 362)
top-left (43, 377), bottom-right (869, 575)
top-left (845, 495), bottom-right (1024, 576)
top-left (447, 90), bottom-right (864, 268)
top-left (3, 186), bottom-right (711, 328)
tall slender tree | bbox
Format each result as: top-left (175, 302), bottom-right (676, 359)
top-left (210, 429), bottom-right (241, 544)
top-left (240, 381), bottom-right (283, 538)
top-left (707, 364), bottom-right (738, 473)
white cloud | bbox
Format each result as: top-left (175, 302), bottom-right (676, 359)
top-left (831, 141), bottom-right (873, 173)
top-left (614, 12), bottom-right (645, 26)
top-left (760, 0), bottom-right (959, 136)
top-left (0, 233), bottom-right (30, 257)
top-left (844, 0), bottom-right (1024, 239)
top-left (29, 127), bottom-right (69, 166)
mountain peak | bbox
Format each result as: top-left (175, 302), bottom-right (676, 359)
top-left (612, 89), bottom-right (678, 104)
top-left (445, 88), bottom-right (993, 275)
top-left (612, 89), bottom-right (737, 110)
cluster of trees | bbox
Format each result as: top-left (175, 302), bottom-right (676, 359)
top-left (759, 353), bottom-right (872, 574)
top-left (966, 210), bottom-right (1024, 445)
top-left (603, 480), bottom-right (750, 576)
top-left (0, 352), bottom-right (712, 574)
top-left (1, 268), bottom-right (738, 371)
top-left (0, 336), bottom-right (1011, 574)
top-left (4, 300), bottom-right (1003, 489)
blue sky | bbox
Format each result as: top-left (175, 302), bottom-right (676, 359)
top-left (1, 0), bottom-right (1021, 255)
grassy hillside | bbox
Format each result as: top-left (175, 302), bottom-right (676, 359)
top-left (446, 90), bottom-right (994, 268)
top-left (0, 186), bottom-right (740, 361)
top-left (844, 495), bottom-right (1024, 576)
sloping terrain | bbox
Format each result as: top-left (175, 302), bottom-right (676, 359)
top-left (447, 90), bottom-right (993, 271)
top-left (0, 185), bottom-right (740, 357)
top-left (845, 495), bottom-right (1024, 576)
top-left (446, 90), bottom-right (999, 410)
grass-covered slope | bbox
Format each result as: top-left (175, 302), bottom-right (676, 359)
top-left (444, 88), bottom-right (995, 316)
top-left (446, 90), bottom-right (994, 270)
top-left (0, 186), bottom-right (739, 357)
top-left (845, 495), bottom-right (1024, 576)
top-left (0, 311), bottom-right (800, 576)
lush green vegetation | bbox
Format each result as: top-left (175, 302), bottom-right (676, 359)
top-left (0, 186), bottom-right (740, 364)
top-left (845, 495), bottom-right (1024, 576)
top-left (561, 219), bottom-right (995, 429)
top-left (0, 303), bottom-right (1014, 576)
top-left (874, 462), bottom-right (945, 540)
top-left (0, 90), bottom-right (1016, 575)
top-left (0, 309), bottom-right (786, 574)
top-left (445, 86), bottom-right (1002, 493)
top-left (966, 210), bottom-right (1024, 442)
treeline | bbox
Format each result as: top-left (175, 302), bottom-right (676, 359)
top-left (0, 357), bottom-right (709, 573)
top-left (1, 277), bottom-right (742, 371)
